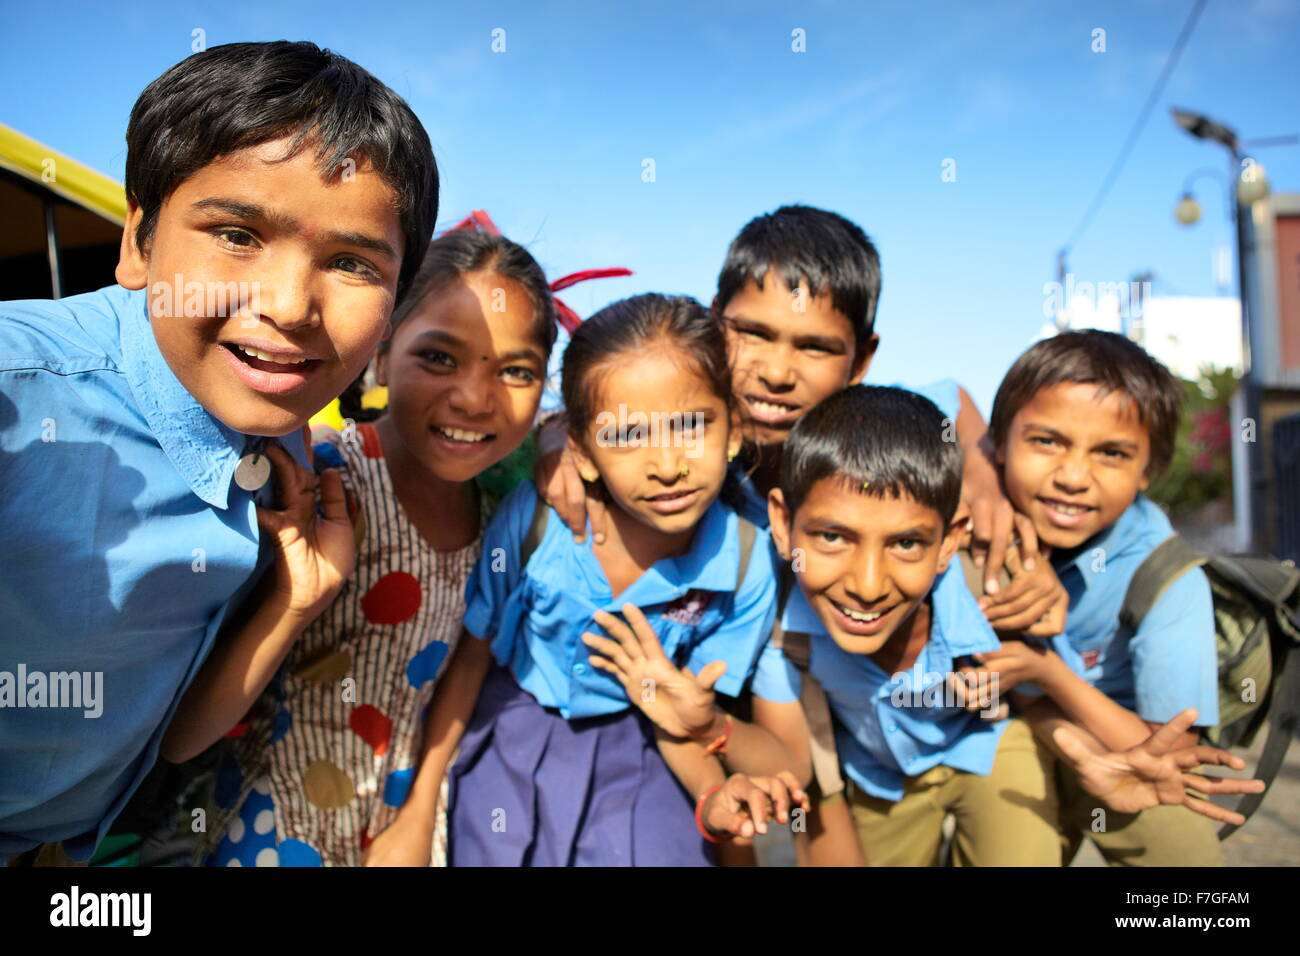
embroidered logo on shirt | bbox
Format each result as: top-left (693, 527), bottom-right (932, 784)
top-left (1081, 649), bottom-right (1101, 670)
top-left (662, 589), bottom-right (711, 626)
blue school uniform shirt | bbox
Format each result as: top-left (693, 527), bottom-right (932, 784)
top-left (751, 560), bottom-right (1008, 802)
top-left (0, 284), bottom-right (305, 860)
top-left (730, 379), bottom-right (962, 528)
top-left (1043, 495), bottom-right (1219, 726)
top-left (464, 480), bottom-right (779, 719)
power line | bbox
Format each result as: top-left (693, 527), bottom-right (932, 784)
top-left (1060, 0), bottom-right (1208, 258)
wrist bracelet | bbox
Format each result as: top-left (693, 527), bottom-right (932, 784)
top-left (694, 784), bottom-right (733, 844)
top-left (703, 713), bottom-right (733, 756)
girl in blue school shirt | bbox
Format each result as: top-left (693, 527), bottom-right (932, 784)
top-left (423, 293), bottom-right (804, 866)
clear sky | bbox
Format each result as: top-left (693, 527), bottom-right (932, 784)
top-left (3, 0), bottom-right (1297, 411)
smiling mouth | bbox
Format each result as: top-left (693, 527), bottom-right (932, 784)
top-left (432, 425), bottom-right (494, 444)
top-left (831, 597), bottom-right (891, 624)
top-left (1039, 497), bottom-right (1097, 516)
top-left (223, 343), bottom-right (320, 373)
top-left (643, 487), bottom-right (702, 514)
top-left (745, 394), bottom-right (801, 423)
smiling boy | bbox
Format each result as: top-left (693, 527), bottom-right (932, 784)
top-left (758, 385), bottom-right (1063, 865)
top-left (0, 41), bottom-right (436, 863)
top-left (981, 330), bottom-right (1224, 865)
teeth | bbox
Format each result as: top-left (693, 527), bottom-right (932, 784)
top-left (237, 345), bottom-right (307, 365)
top-left (750, 399), bottom-right (794, 416)
top-left (438, 426), bottom-right (489, 443)
top-left (1048, 502), bottom-right (1089, 515)
top-left (839, 603), bottom-right (884, 623)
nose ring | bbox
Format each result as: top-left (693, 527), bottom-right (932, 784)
top-left (678, 462), bottom-right (690, 478)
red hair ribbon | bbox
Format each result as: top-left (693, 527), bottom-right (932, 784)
top-left (441, 210), bottom-right (631, 333)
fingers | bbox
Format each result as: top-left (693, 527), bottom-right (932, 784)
top-left (263, 440), bottom-right (310, 506)
top-left (725, 774), bottom-right (774, 834)
top-left (695, 660), bottom-right (728, 692)
top-left (775, 771), bottom-right (811, 814)
top-left (746, 775), bottom-right (792, 825)
top-left (621, 604), bottom-right (668, 661)
top-left (1179, 771), bottom-right (1266, 795)
top-left (1173, 746), bottom-right (1248, 772)
top-left (969, 498), bottom-right (993, 569)
top-left (592, 610), bottom-right (644, 661)
top-left (581, 632), bottom-right (634, 678)
top-left (1050, 721), bottom-right (1106, 765)
top-left (1013, 513), bottom-right (1039, 572)
top-left (587, 490), bottom-right (607, 546)
top-left (301, 424), bottom-right (314, 468)
top-left (985, 589), bottom-right (1060, 632)
top-left (1137, 709), bottom-right (1199, 758)
top-left (983, 501), bottom-right (1015, 594)
top-left (1182, 794), bottom-right (1247, 826)
top-left (558, 448), bottom-right (588, 542)
top-left (318, 468), bottom-right (348, 524)
top-left (704, 789), bottom-right (755, 840)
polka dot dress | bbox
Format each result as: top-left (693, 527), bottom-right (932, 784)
top-left (204, 423), bottom-right (482, 867)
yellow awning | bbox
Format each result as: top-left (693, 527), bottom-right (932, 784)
top-left (0, 123), bottom-right (127, 226)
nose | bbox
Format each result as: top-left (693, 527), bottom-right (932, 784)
top-left (253, 251), bottom-right (320, 332)
top-left (1052, 448), bottom-right (1093, 493)
top-left (844, 549), bottom-right (891, 607)
top-left (648, 427), bottom-right (684, 482)
top-left (446, 366), bottom-right (496, 420)
top-left (756, 346), bottom-right (797, 392)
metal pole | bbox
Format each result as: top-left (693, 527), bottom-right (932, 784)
top-left (1232, 152), bottom-right (1267, 551)
top-left (43, 198), bottom-right (63, 299)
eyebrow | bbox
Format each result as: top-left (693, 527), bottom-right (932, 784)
top-left (410, 329), bottom-right (545, 365)
top-left (724, 313), bottom-right (845, 351)
top-left (1024, 422), bottom-right (1140, 452)
top-left (191, 197), bottom-right (399, 260)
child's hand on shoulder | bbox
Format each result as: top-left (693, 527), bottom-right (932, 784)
top-left (583, 603), bottom-right (724, 741)
top-left (258, 426), bottom-right (357, 623)
top-left (978, 514), bottom-right (1069, 636)
top-left (699, 772), bottom-right (810, 840)
top-left (535, 414), bottom-right (609, 545)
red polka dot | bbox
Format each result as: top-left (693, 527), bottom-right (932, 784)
top-left (361, 571), bottom-right (422, 625)
top-left (358, 423), bottom-right (383, 458)
top-left (350, 704), bottom-right (392, 757)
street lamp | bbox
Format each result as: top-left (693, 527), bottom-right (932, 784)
top-left (1171, 107), bottom-right (1269, 549)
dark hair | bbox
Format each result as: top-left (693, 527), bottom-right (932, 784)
top-left (989, 330), bottom-right (1182, 477)
top-left (125, 40), bottom-right (438, 300)
top-left (561, 293), bottom-right (732, 439)
top-left (382, 230), bottom-right (557, 356)
top-left (781, 386), bottom-right (963, 523)
top-left (716, 204), bottom-right (881, 347)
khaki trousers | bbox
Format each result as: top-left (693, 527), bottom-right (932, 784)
top-left (845, 718), bottom-right (1060, 866)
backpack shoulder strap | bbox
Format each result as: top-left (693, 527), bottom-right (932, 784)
top-left (734, 516), bottom-right (757, 592)
top-left (519, 492), bottom-right (550, 568)
top-left (1119, 534), bottom-right (1208, 632)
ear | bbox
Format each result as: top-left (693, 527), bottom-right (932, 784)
top-left (1138, 470), bottom-right (1150, 492)
top-left (726, 406), bottom-right (744, 462)
top-left (115, 201), bottom-right (149, 291)
top-left (567, 433), bottom-right (600, 484)
top-left (373, 348), bottom-right (390, 387)
top-left (767, 488), bottom-right (794, 562)
top-left (849, 333), bottom-right (879, 385)
top-left (936, 501), bottom-right (970, 574)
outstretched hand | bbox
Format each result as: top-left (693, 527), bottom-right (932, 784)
top-left (583, 603), bottom-right (726, 740)
top-left (701, 772), bottom-right (810, 839)
top-left (1052, 708), bottom-right (1267, 824)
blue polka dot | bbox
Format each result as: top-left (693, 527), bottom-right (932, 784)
top-left (270, 704), bottom-right (291, 743)
top-left (313, 441), bottom-right (345, 469)
top-left (278, 839), bottom-right (323, 867)
top-left (382, 767), bottom-right (415, 807)
top-left (406, 641), bottom-right (448, 689)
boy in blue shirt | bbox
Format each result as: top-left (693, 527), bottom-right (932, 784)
top-left (975, 330), bottom-right (1225, 865)
top-left (0, 41), bottom-right (437, 863)
top-left (758, 385), bottom-right (1062, 865)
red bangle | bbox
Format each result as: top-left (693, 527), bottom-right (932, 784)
top-left (703, 713), bottom-right (733, 756)
top-left (695, 784), bottom-right (732, 843)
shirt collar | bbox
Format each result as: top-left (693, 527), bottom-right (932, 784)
top-left (1052, 496), bottom-right (1158, 587)
top-left (117, 286), bottom-right (247, 509)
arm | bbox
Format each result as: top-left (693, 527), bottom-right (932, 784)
top-left (362, 632), bottom-right (493, 866)
top-left (953, 385), bottom-right (1016, 591)
top-left (534, 413), bottom-right (608, 544)
top-left (162, 438), bottom-right (355, 763)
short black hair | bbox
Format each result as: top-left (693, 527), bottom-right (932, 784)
top-left (780, 385), bottom-right (963, 523)
top-left (989, 330), bottom-right (1182, 477)
top-left (383, 230), bottom-right (557, 356)
top-left (125, 40), bottom-right (438, 300)
top-left (562, 293), bottom-right (732, 440)
top-left (715, 204), bottom-right (881, 347)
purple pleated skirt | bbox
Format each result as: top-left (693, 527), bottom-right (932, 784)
top-left (448, 666), bottom-right (714, 867)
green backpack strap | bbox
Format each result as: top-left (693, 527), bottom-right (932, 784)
top-left (1118, 534), bottom-right (1208, 633)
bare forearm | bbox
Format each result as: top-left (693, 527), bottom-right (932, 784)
top-left (162, 590), bottom-right (313, 763)
top-left (1036, 656), bottom-right (1153, 751)
top-left (392, 634), bottom-right (494, 829)
top-left (656, 730), bottom-right (726, 798)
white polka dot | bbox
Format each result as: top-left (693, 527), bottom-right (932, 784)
top-left (225, 858), bottom-right (242, 867)
top-left (227, 816), bottom-right (245, 843)
top-left (252, 776), bottom-right (271, 795)
top-left (255, 847), bottom-right (279, 867)
top-left (253, 809), bottom-right (275, 835)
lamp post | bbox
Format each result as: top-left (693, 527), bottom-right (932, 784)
top-left (1171, 107), bottom-right (1269, 549)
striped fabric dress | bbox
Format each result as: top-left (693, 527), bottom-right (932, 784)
top-left (201, 422), bottom-right (485, 867)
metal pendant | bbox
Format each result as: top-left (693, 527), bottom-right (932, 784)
top-left (234, 451), bottom-right (272, 491)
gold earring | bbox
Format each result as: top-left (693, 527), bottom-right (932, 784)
top-left (678, 462), bottom-right (690, 478)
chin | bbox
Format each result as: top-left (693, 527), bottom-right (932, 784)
top-left (826, 628), bottom-right (892, 656)
top-left (211, 402), bottom-right (310, 438)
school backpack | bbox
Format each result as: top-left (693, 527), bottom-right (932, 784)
top-left (1118, 534), bottom-right (1300, 839)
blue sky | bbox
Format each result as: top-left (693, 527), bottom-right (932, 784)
top-left (3, 0), bottom-right (1297, 411)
